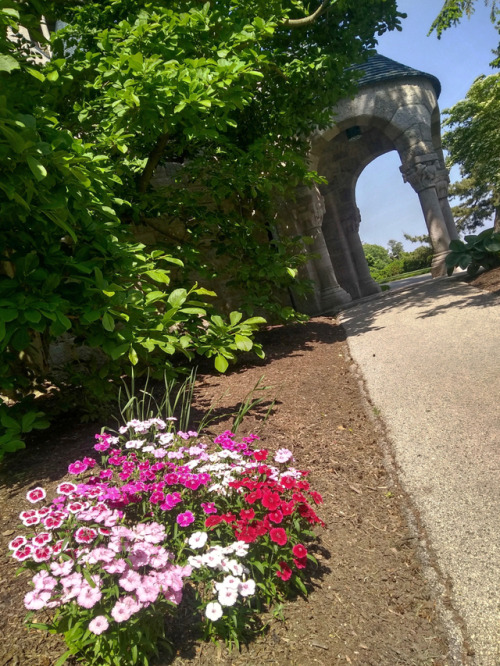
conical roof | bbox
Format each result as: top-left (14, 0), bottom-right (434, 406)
top-left (350, 53), bottom-right (441, 97)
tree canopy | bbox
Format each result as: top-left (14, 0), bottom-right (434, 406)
top-left (0, 0), bottom-right (402, 456)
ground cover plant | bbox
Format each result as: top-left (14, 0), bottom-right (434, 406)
top-left (9, 417), bottom-right (325, 666)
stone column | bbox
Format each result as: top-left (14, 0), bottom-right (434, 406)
top-left (287, 186), bottom-right (351, 314)
top-left (322, 190), bottom-right (362, 299)
top-left (340, 204), bottom-right (381, 297)
top-left (436, 175), bottom-right (459, 242)
top-left (401, 154), bottom-right (453, 277)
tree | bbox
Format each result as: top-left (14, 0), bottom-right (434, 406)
top-left (362, 243), bottom-right (390, 269)
top-left (0, 0), bottom-right (403, 455)
top-left (387, 239), bottom-right (404, 259)
top-left (442, 73), bottom-right (500, 233)
top-left (403, 231), bottom-right (431, 245)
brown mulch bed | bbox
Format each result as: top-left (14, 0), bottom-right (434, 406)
top-left (0, 317), bottom-right (454, 666)
top-left (468, 265), bottom-right (500, 294)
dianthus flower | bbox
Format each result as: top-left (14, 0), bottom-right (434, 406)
top-left (26, 487), bottom-right (46, 503)
top-left (269, 528), bottom-right (287, 546)
top-left (292, 544), bottom-right (308, 559)
top-left (205, 600), bottom-right (223, 621)
top-left (88, 615), bottom-right (109, 635)
top-left (68, 461), bottom-right (88, 475)
top-left (276, 561), bottom-right (292, 581)
top-left (177, 511), bottom-right (195, 527)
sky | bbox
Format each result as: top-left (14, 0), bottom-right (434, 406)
top-left (355, 0), bottom-right (499, 250)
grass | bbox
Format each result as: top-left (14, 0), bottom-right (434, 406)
top-left (377, 267), bottom-right (431, 284)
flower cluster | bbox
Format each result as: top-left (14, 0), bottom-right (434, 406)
top-left (10, 419), bottom-right (324, 665)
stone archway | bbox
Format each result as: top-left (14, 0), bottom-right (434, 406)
top-left (287, 54), bottom-right (459, 314)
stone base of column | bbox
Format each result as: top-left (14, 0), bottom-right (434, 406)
top-left (431, 250), bottom-right (449, 277)
top-left (320, 285), bottom-right (352, 313)
top-left (358, 278), bottom-right (382, 297)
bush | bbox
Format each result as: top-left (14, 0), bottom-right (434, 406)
top-left (446, 228), bottom-right (500, 275)
top-left (402, 245), bottom-right (433, 273)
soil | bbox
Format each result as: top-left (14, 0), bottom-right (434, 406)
top-left (8, 259), bottom-right (499, 666)
top-left (468, 265), bottom-right (500, 294)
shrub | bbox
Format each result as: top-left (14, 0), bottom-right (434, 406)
top-left (446, 228), bottom-right (500, 275)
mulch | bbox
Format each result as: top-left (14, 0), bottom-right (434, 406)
top-left (3, 267), bottom-right (497, 665)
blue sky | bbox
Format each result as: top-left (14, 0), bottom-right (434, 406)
top-left (356, 0), bottom-right (499, 250)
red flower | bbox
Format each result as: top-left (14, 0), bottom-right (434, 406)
top-left (268, 509), bottom-right (283, 524)
top-left (254, 520), bottom-right (269, 536)
top-left (294, 557), bottom-right (307, 570)
top-left (280, 476), bottom-right (296, 490)
top-left (253, 449), bottom-right (268, 462)
top-left (245, 490), bottom-right (262, 504)
top-left (292, 543), bottom-right (308, 559)
top-left (269, 527), bottom-right (287, 546)
top-left (234, 525), bottom-right (258, 543)
top-left (292, 492), bottom-right (306, 503)
top-left (240, 508), bottom-right (255, 521)
top-left (262, 491), bottom-right (281, 511)
top-left (276, 561), bottom-right (292, 581)
top-left (281, 500), bottom-right (295, 516)
top-left (205, 515), bottom-right (223, 528)
top-left (309, 490), bottom-right (323, 505)
top-left (221, 512), bottom-right (236, 523)
top-left (297, 480), bottom-right (310, 491)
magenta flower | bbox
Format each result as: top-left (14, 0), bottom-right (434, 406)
top-left (56, 482), bottom-right (76, 495)
top-left (32, 545), bottom-right (52, 562)
top-left (74, 527), bottom-right (98, 544)
top-left (13, 544), bottom-right (33, 561)
top-left (8, 536), bottom-right (27, 551)
top-left (88, 615), bottom-right (109, 635)
top-left (26, 487), bottom-right (46, 503)
top-left (201, 502), bottom-right (217, 515)
top-left (33, 532), bottom-right (52, 546)
top-left (176, 511), bottom-right (195, 527)
top-left (68, 460), bottom-right (88, 475)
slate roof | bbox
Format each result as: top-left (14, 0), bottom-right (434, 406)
top-left (350, 53), bottom-right (441, 98)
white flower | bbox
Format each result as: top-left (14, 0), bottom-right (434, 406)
top-left (227, 560), bottom-right (244, 576)
top-left (218, 587), bottom-right (238, 607)
top-left (188, 531), bottom-right (208, 550)
top-left (238, 579), bottom-right (256, 597)
top-left (205, 601), bottom-right (223, 621)
top-left (142, 445), bottom-right (156, 453)
top-left (221, 575), bottom-right (241, 589)
top-left (187, 555), bottom-right (204, 569)
top-left (274, 448), bottom-right (294, 463)
top-left (125, 439), bottom-right (144, 449)
top-left (231, 541), bottom-right (250, 557)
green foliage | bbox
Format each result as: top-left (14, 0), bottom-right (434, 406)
top-left (446, 228), bottom-right (500, 275)
top-left (0, 0), bottom-right (402, 457)
top-left (362, 243), bottom-right (390, 270)
top-left (443, 73), bottom-right (500, 235)
top-left (402, 245), bottom-right (433, 273)
top-left (387, 239), bottom-right (404, 259)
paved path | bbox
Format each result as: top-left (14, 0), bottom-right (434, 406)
top-left (339, 276), bottom-right (500, 665)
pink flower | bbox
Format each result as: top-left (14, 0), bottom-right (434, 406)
top-left (67, 501), bottom-right (84, 514)
top-left (119, 569), bottom-right (141, 592)
top-left (274, 448), bottom-right (294, 464)
top-left (8, 536), bottom-right (27, 551)
top-left (42, 514), bottom-right (63, 529)
top-left (77, 585), bottom-right (102, 609)
top-left (176, 511), bottom-right (195, 527)
top-left (13, 544), bottom-right (33, 561)
top-left (56, 482), bottom-right (76, 495)
top-left (136, 579), bottom-right (159, 604)
top-left (32, 545), bottom-right (52, 562)
top-left (88, 615), bottom-right (109, 635)
top-left (111, 599), bottom-right (133, 623)
top-left (33, 532), bottom-right (52, 546)
top-left (201, 502), bottom-right (217, 515)
top-left (22, 514), bottom-right (40, 527)
top-left (26, 487), bottom-right (46, 503)
top-left (68, 460), bottom-right (88, 475)
top-left (24, 590), bottom-right (51, 610)
top-left (50, 560), bottom-right (74, 577)
top-left (74, 527), bottom-right (98, 544)
top-left (33, 571), bottom-right (58, 591)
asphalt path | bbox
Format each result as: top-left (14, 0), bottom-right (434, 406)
top-left (339, 276), bottom-right (500, 665)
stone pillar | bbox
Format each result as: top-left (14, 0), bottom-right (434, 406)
top-left (436, 175), bottom-right (459, 242)
top-left (341, 204), bottom-right (381, 297)
top-left (401, 153), bottom-right (453, 277)
top-left (288, 186), bottom-right (351, 314)
top-left (322, 190), bottom-right (362, 299)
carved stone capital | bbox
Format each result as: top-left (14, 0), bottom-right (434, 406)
top-left (400, 153), bottom-right (448, 194)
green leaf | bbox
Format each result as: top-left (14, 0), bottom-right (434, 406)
top-left (26, 155), bottom-right (48, 181)
top-left (0, 55), bottom-right (20, 73)
top-left (229, 311), bottom-right (242, 326)
top-left (25, 67), bottom-right (45, 82)
top-left (214, 354), bottom-right (228, 372)
top-left (0, 308), bottom-right (18, 322)
top-left (102, 312), bottom-right (115, 332)
top-left (167, 289), bottom-right (187, 308)
top-left (179, 307), bottom-right (206, 315)
top-left (145, 290), bottom-right (164, 304)
top-left (129, 347), bottom-right (138, 365)
top-left (242, 317), bottom-right (266, 326)
top-left (234, 334), bottom-right (253, 351)
top-left (144, 269), bottom-right (170, 284)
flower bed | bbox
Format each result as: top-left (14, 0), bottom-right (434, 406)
top-left (9, 419), bottom-right (324, 666)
